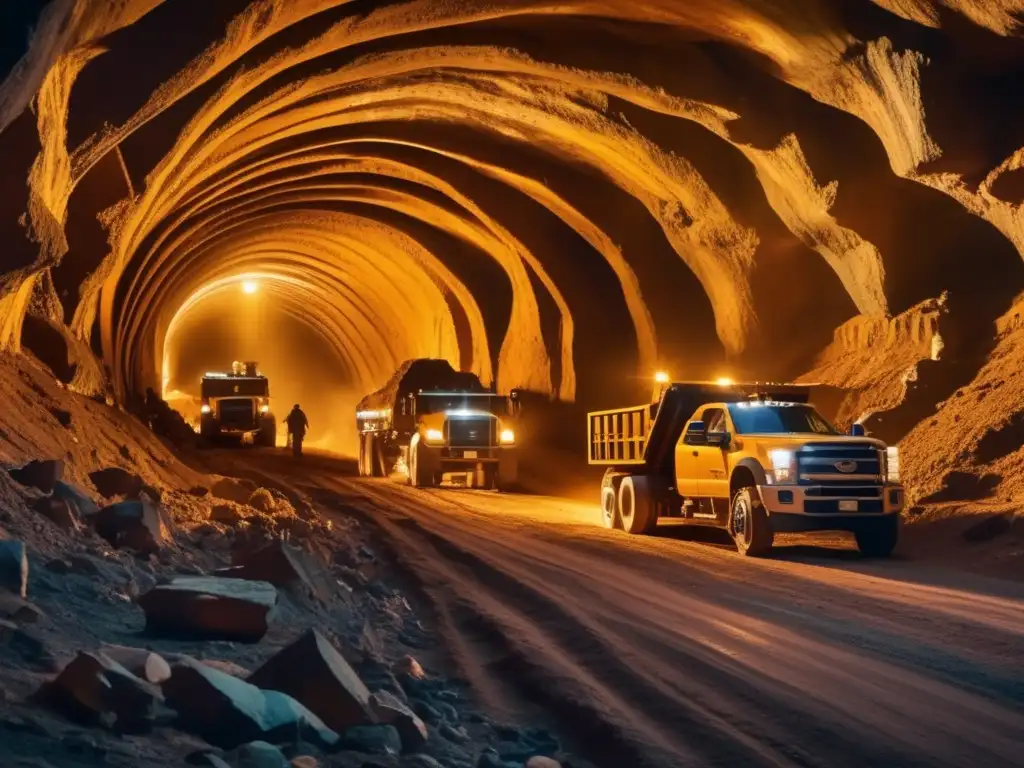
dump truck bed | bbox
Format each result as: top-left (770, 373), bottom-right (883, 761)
top-left (587, 382), bottom-right (812, 472)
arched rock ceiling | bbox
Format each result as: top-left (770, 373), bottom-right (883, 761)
top-left (2, 0), bottom-right (1024, 404)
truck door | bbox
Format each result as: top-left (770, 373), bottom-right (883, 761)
top-left (674, 410), bottom-right (704, 498)
top-left (694, 407), bottom-right (730, 502)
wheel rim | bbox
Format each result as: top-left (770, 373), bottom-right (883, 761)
top-left (733, 496), bottom-right (751, 545)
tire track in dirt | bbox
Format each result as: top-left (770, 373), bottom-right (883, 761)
top-left (211, 451), bottom-right (1024, 768)
top-left (315, 478), bottom-right (1024, 768)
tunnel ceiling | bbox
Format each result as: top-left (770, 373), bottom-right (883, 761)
top-left (2, 0), bottom-right (1024, 405)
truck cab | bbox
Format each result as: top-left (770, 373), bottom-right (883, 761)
top-left (589, 381), bottom-right (904, 557)
top-left (199, 361), bottom-right (277, 447)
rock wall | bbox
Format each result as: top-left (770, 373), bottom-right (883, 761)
top-left (0, 1), bottom-right (1022, 446)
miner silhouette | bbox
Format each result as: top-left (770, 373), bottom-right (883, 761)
top-left (286, 404), bottom-right (309, 457)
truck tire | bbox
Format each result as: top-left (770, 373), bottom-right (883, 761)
top-left (618, 476), bottom-right (657, 535)
top-left (257, 417), bottom-right (277, 447)
top-left (358, 434), bottom-right (369, 477)
top-left (855, 515), bottom-right (900, 558)
top-left (200, 415), bottom-right (219, 442)
top-left (730, 487), bottom-right (773, 557)
top-left (408, 440), bottom-right (434, 488)
top-left (368, 434), bottom-right (385, 477)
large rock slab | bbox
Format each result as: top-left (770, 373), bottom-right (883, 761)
top-left (162, 656), bottom-right (339, 751)
top-left (91, 499), bottom-right (171, 553)
top-left (138, 577), bottom-right (277, 642)
top-left (0, 540), bottom-right (28, 598)
top-left (43, 650), bottom-right (163, 733)
top-left (247, 629), bottom-right (373, 733)
top-left (8, 459), bottom-right (63, 494)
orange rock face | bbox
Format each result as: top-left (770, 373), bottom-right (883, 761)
top-left (0, 1), bottom-right (1023, 482)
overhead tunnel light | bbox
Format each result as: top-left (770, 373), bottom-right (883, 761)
top-left (242, 280), bottom-right (259, 294)
top-left (716, 377), bottom-right (735, 386)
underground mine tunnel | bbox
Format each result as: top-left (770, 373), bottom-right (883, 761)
top-left (3, 3), bottom-right (1024, 768)
top-left (1, 0), bottom-right (1024, 491)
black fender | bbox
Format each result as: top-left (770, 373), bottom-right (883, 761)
top-left (731, 459), bottom-right (768, 493)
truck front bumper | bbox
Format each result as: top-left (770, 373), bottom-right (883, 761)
top-left (758, 483), bottom-right (903, 533)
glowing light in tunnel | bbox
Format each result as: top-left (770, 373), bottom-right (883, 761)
top-left (716, 377), bottom-right (735, 386)
top-left (654, 371), bottom-right (670, 384)
top-left (162, 271), bottom-right (307, 398)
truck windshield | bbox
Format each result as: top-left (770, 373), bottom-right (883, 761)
top-left (727, 403), bottom-right (838, 435)
top-left (417, 393), bottom-right (506, 416)
top-left (201, 378), bottom-right (268, 398)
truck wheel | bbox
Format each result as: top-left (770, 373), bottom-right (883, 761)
top-left (257, 417), bottom-right (277, 447)
top-left (368, 434), bottom-right (385, 477)
top-left (358, 434), bottom-right (369, 477)
top-left (618, 476), bottom-right (657, 535)
top-left (600, 486), bottom-right (620, 529)
top-left (730, 487), bottom-right (773, 557)
top-left (855, 516), bottom-right (900, 558)
top-left (408, 441), bottom-right (434, 488)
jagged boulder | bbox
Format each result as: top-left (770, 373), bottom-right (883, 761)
top-left (370, 690), bottom-right (428, 752)
top-left (0, 540), bottom-right (28, 598)
top-left (162, 656), bottom-right (339, 750)
top-left (91, 498), bottom-right (171, 553)
top-left (212, 478), bottom-right (259, 505)
top-left (42, 650), bottom-right (163, 732)
top-left (247, 489), bottom-right (276, 513)
top-left (53, 481), bottom-right (100, 518)
top-left (89, 467), bottom-right (144, 499)
top-left (8, 459), bottom-right (64, 494)
top-left (138, 577), bottom-right (277, 642)
top-left (0, 618), bottom-right (60, 671)
top-left (100, 645), bottom-right (172, 684)
top-left (217, 540), bottom-right (334, 603)
top-left (247, 629), bottom-right (374, 733)
top-left (32, 496), bottom-right (82, 531)
top-left (232, 741), bottom-right (289, 768)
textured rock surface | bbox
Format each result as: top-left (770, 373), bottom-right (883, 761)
top-left (162, 656), bottom-right (340, 751)
top-left (138, 576), bottom-right (278, 642)
top-left (0, 0), bottom-right (1022, 468)
top-left (247, 628), bottom-right (374, 733)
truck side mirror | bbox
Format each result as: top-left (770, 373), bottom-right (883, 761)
top-left (683, 421), bottom-right (707, 446)
top-left (849, 423), bottom-right (865, 437)
top-left (706, 431), bottom-right (731, 448)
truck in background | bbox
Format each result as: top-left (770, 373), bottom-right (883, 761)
top-left (356, 359), bottom-right (521, 490)
top-left (199, 361), bottom-right (277, 447)
top-left (588, 377), bottom-right (904, 557)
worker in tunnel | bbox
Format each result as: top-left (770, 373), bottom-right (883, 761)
top-left (286, 403), bottom-right (309, 457)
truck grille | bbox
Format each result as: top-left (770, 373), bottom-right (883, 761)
top-left (797, 443), bottom-right (882, 484)
top-left (446, 416), bottom-right (494, 447)
top-left (218, 400), bottom-right (255, 429)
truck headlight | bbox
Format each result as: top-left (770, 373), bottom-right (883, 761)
top-left (424, 428), bottom-right (444, 444)
top-left (260, 404), bottom-right (269, 414)
top-left (200, 404), bottom-right (211, 415)
top-left (768, 449), bottom-right (795, 483)
top-left (886, 446), bottom-right (900, 483)
top-left (499, 429), bottom-right (515, 445)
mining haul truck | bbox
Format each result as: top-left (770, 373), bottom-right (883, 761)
top-left (199, 361), bottom-right (277, 447)
top-left (588, 379), bottom-right (905, 557)
top-left (356, 359), bottom-right (521, 489)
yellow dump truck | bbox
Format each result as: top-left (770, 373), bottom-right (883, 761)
top-left (588, 380), bottom-right (904, 557)
top-left (356, 359), bottom-right (521, 490)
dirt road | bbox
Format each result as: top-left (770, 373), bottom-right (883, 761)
top-left (209, 450), bottom-right (1024, 768)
